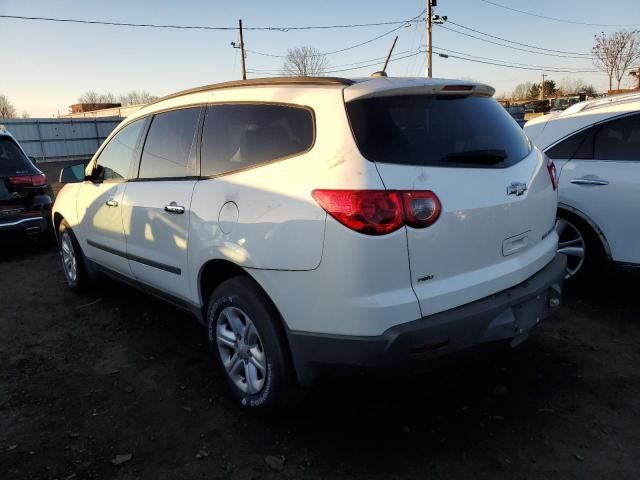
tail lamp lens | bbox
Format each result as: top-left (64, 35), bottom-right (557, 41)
top-left (311, 190), bottom-right (404, 235)
top-left (400, 191), bottom-right (441, 228)
top-left (546, 158), bottom-right (558, 190)
top-left (312, 189), bottom-right (441, 235)
top-left (8, 173), bottom-right (47, 187)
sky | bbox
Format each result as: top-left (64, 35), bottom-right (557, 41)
top-left (1, 0), bottom-right (639, 116)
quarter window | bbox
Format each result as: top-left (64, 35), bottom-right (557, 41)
top-left (200, 104), bottom-right (314, 177)
top-left (546, 128), bottom-right (592, 160)
top-left (93, 119), bottom-right (144, 180)
top-left (139, 108), bottom-right (201, 179)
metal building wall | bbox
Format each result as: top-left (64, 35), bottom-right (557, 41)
top-left (1, 117), bottom-right (123, 163)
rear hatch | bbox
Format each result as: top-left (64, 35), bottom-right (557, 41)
top-left (345, 81), bottom-right (558, 316)
top-left (0, 136), bottom-right (48, 220)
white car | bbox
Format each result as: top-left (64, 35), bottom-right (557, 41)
top-left (525, 92), bottom-right (640, 282)
top-left (53, 76), bottom-right (564, 410)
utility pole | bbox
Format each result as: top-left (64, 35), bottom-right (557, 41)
top-left (239, 19), bottom-right (246, 80)
top-left (540, 73), bottom-right (547, 100)
top-left (382, 36), bottom-right (399, 73)
top-left (426, 0), bottom-right (433, 78)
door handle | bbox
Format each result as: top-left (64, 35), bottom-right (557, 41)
top-left (105, 198), bottom-right (119, 207)
top-left (570, 178), bottom-right (609, 186)
top-left (164, 202), bottom-right (185, 214)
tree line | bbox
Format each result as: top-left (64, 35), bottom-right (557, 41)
top-left (509, 78), bottom-right (597, 101)
top-left (76, 90), bottom-right (158, 106)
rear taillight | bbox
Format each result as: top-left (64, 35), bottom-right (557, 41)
top-left (311, 190), bottom-right (403, 235)
top-left (8, 173), bottom-right (47, 187)
top-left (399, 191), bottom-right (441, 228)
top-left (312, 189), bottom-right (441, 236)
top-left (546, 158), bottom-right (558, 190)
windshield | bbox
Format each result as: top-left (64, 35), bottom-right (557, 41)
top-left (346, 95), bottom-right (531, 169)
top-left (0, 137), bottom-right (37, 176)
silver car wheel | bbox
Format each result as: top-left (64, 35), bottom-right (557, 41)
top-left (60, 231), bottom-right (78, 284)
top-left (215, 306), bottom-right (267, 394)
top-left (555, 218), bottom-right (586, 279)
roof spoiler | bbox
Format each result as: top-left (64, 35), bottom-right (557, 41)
top-left (344, 82), bottom-right (495, 102)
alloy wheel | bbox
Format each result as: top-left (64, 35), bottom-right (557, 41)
top-left (60, 232), bottom-right (78, 284)
top-left (555, 218), bottom-right (586, 279)
top-left (215, 306), bottom-right (267, 394)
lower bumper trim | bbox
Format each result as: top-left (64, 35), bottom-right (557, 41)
top-left (288, 254), bottom-right (566, 385)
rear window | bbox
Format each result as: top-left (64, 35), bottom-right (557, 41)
top-left (0, 137), bottom-right (36, 176)
top-left (347, 95), bottom-right (531, 168)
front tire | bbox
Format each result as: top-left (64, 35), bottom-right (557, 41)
top-left (206, 276), bottom-right (301, 412)
top-left (58, 221), bottom-right (91, 291)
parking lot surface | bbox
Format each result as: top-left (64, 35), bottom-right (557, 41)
top-left (1, 166), bottom-right (639, 479)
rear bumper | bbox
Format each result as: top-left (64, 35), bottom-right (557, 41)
top-left (0, 215), bottom-right (50, 235)
top-left (288, 253), bottom-right (566, 385)
top-left (0, 195), bottom-right (52, 236)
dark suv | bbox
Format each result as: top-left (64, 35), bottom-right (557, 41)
top-left (0, 129), bottom-right (53, 240)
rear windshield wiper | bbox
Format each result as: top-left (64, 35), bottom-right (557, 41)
top-left (441, 150), bottom-right (507, 166)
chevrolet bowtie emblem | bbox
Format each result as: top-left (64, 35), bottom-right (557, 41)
top-left (507, 182), bottom-right (527, 196)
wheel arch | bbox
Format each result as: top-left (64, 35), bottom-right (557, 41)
top-left (557, 203), bottom-right (612, 261)
top-left (53, 212), bottom-right (64, 239)
top-left (197, 259), bottom-right (287, 328)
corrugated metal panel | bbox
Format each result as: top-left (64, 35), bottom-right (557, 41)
top-left (1, 118), bottom-right (122, 162)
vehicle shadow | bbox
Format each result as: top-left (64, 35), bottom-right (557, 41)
top-left (0, 236), bottom-right (56, 263)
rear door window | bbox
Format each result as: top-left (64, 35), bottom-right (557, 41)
top-left (0, 137), bottom-right (37, 176)
top-left (93, 119), bottom-right (144, 181)
top-left (200, 104), bottom-right (314, 176)
top-left (138, 108), bottom-right (201, 179)
top-left (346, 95), bottom-right (531, 168)
top-left (593, 114), bottom-right (640, 161)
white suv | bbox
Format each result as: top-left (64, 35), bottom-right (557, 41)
top-left (53, 77), bottom-right (565, 410)
top-left (525, 93), bottom-right (640, 282)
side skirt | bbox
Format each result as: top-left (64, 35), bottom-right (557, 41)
top-left (86, 259), bottom-right (204, 323)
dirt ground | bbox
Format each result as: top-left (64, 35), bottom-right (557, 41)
top-left (1, 164), bottom-right (639, 479)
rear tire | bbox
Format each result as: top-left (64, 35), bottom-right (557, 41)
top-left (58, 221), bottom-right (91, 291)
top-left (206, 276), bottom-right (301, 412)
top-left (556, 210), bottom-right (605, 286)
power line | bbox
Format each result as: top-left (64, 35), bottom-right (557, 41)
top-left (433, 49), bottom-right (598, 73)
top-left (436, 24), bottom-right (594, 59)
top-left (247, 9), bottom-right (425, 58)
top-left (479, 0), bottom-right (640, 27)
top-left (249, 48), bottom-right (419, 73)
top-left (0, 13), bottom-right (423, 31)
top-left (447, 20), bottom-right (591, 56)
top-left (249, 49), bottom-right (426, 75)
top-left (432, 46), bottom-right (598, 72)
top-left (251, 45), bottom-right (598, 76)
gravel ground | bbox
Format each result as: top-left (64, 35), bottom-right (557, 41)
top-left (1, 164), bottom-right (639, 479)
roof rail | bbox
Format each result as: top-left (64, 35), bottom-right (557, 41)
top-left (148, 76), bottom-right (355, 107)
top-left (580, 90), bottom-right (640, 112)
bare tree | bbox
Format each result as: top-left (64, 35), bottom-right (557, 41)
top-left (77, 91), bottom-right (117, 104)
top-left (0, 94), bottom-right (18, 119)
top-left (118, 91), bottom-right (157, 106)
top-left (21, 110), bottom-right (30, 119)
top-left (282, 46), bottom-right (328, 76)
top-left (511, 82), bottom-right (534, 100)
top-left (592, 30), bottom-right (640, 91)
top-left (557, 77), bottom-right (598, 96)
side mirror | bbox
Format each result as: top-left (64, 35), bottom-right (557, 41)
top-left (59, 163), bottom-right (86, 184)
